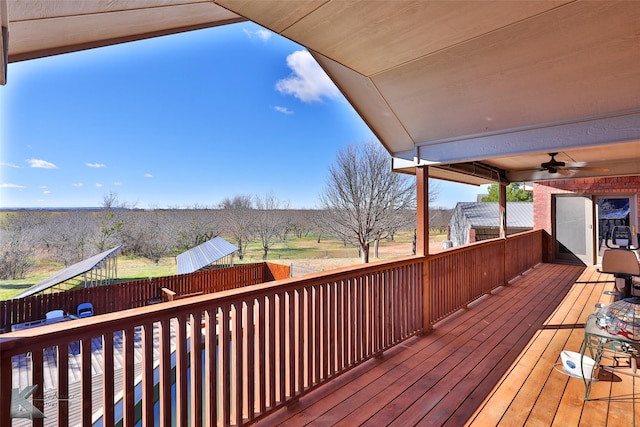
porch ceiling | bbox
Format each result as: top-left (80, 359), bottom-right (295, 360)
top-left (3, 1), bottom-right (640, 185)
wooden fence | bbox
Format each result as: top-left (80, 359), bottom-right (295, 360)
top-left (0, 262), bottom-right (290, 332)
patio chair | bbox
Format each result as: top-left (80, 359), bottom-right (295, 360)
top-left (600, 248), bottom-right (640, 299)
top-left (76, 302), bottom-right (94, 318)
top-left (45, 309), bottom-right (65, 320)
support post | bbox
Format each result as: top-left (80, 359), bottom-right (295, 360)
top-left (416, 166), bottom-right (429, 256)
top-left (499, 182), bottom-right (507, 286)
top-left (499, 183), bottom-right (507, 239)
top-left (416, 166), bottom-right (432, 332)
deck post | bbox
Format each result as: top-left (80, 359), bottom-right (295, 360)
top-left (499, 182), bottom-right (507, 286)
top-left (499, 183), bottom-right (507, 239)
top-left (416, 166), bottom-right (432, 331)
top-left (416, 165), bottom-right (429, 257)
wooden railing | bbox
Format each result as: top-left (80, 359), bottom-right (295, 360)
top-left (0, 262), bottom-right (290, 332)
top-left (0, 231), bottom-right (545, 426)
top-left (505, 230), bottom-right (543, 279)
top-left (427, 229), bottom-right (544, 325)
top-left (0, 258), bottom-right (423, 426)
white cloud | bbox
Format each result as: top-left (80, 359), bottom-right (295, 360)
top-left (43, 190), bottom-right (51, 195)
top-left (86, 162), bottom-right (106, 168)
top-left (276, 50), bottom-right (341, 103)
top-left (72, 182), bottom-right (84, 187)
top-left (27, 158), bottom-right (58, 169)
top-left (96, 183), bottom-right (103, 188)
top-left (274, 106), bottom-right (294, 115)
top-left (0, 162), bottom-right (20, 168)
top-left (243, 28), bottom-right (272, 42)
top-left (114, 181), bottom-right (123, 186)
top-left (144, 173), bottom-right (153, 178)
top-left (1, 183), bottom-right (26, 189)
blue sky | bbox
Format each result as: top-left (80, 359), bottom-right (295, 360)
top-left (1, 22), bottom-right (485, 209)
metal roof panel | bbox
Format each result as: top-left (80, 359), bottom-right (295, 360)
top-left (176, 236), bottom-right (238, 275)
top-left (14, 245), bottom-right (122, 299)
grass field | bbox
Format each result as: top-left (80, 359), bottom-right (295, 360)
top-left (0, 231), bottom-right (444, 301)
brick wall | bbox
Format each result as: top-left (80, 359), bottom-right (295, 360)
top-left (533, 176), bottom-right (640, 261)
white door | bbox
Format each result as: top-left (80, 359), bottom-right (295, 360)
top-left (554, 195), bottom-right (594, 265)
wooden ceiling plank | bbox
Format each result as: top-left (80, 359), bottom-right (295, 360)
top-left (280, 0), bottom-right (570, 76)
top-left (8, 2), bottom-right (243, 61)
top-left (373, 1), bottom-right (640, 143)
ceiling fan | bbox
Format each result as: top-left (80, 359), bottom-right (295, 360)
top-left (537, 152), bottom-right (609, 176)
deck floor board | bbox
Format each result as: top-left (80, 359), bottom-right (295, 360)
top-left (257, 262), bottom-right (640, 427)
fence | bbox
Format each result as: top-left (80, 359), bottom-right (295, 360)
top-left (0, 262), bottom-right (290, 332)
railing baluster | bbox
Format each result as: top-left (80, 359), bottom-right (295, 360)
top-left (257, 298), bottom-right (266, 414)
top-left (123, 327), bottom-right (135, 426)
top-left (336, 282), bottom-right (344, 372)
top-left (277, 292), bottom-right (286, 403)
top-left (141, 322), bottom-right (154, 426)
top-left (158, 318), bottom-right (171, 427)
top-left (246, 299), bottom-right (255, 421)
top-left (102, 332), bottom-right (115, 427)
top-left (313, 284), bottom-right (320, 386)
top-left (57, 342), bottom-right (69, 426)
top-left (189, 312), bottom-right (203, 427)
top-left (204, 308), bottom-right (217, 426)
top-left (175, 316), bottom-right (188, 426)
top-left (327, 282), bottom-right (335, 376)
top-left (296, 288), bottom-right (304, 394)
top-left (267, 295), bottom-right (276, 409)
top-left (233, 303), bottom-right (243, 426)
top-left (287, 290), bottom-right (295, 398)
top-left (81, 337), bottom-right (92, 426)
top-left (221, 305), bottom-right (231, 425)
top-left (32, 347), bottom-right (44, 427)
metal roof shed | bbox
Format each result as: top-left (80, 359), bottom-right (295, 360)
top-left (14, 245), bottom-right (122, 299)
top-left (176, 236), bottom-right (238, 275)
top-left (449, 202), bottom-right (534, 246)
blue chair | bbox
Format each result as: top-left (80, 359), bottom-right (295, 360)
top-left (76, 302), bottom-right (94, 318)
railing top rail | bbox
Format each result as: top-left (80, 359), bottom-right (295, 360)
top-left (428, 229), bottom-right (542, 259)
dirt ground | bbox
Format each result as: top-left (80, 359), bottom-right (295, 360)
top-left (271, 235), bottom-right (447, 274)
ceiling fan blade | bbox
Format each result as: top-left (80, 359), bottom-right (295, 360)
top-left (557, 168), bottom-right (572, 176)
top-left (567, 166), bottom-right (609, 172)
top-left (510, 167), bottom-right (544, 173)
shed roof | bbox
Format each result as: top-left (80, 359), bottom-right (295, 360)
top-left (14, 245), bottom-right (122, 299)
top-left (455, 202), bottom-right (533, 228)
top-left (176, 236), bottom-right (238, 275)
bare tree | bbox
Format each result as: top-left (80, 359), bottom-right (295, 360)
top-left (94, 192), bottom-right (128, 252)
top-left (0, 212), bottom-right (42, 279)
top-left (319, 141), bottom-right (416, 263)
top-left (254, 193), bottom-right (289, 260)
top-left (41, 211), bottom-right (96, 266)
top-left (174, 206), bottom-right (219, 251)
top-left (126, 210), bottom-right (176, 264)
top-left (220, 195), bottom-right (254, 260)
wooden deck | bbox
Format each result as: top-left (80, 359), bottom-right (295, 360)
top-left (254, 262), bottom-right (640, 426)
